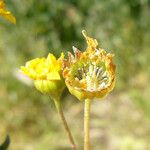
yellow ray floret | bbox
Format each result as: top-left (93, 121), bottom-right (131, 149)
top-left (20, 53), bottom-right (65, 95)
top-left (0, 0), bottom-right (16, 24)
top-left (21, 53), bottom-right (64, 80)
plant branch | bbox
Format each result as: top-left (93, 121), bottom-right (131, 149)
top-left (84, 99), bottom-right (91, 150)
top-left (54, 98), bottom-right (77, 150)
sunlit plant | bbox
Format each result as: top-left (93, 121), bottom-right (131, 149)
top-left (63, 30), bottom-right (116, 150)
top-left (0, 0), bottom-right (16, 24)
top-left (20, 30), bottom-right (115, 150)
top-left (20, 53), bottom-right (76, 150)
top-left (1, 2), bottom-right (116, 149)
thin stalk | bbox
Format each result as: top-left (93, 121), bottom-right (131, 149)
top-left (54, 98), bottom-right (77, 150)
top-left (84, 99), bottom-right (91, 150)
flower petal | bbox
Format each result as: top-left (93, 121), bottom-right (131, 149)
top-left (0, 1), bottom-right (16, 24)
top-left (47, 72), bottom-right (61, 80)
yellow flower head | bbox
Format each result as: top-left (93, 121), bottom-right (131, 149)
top-left (21, 53), bottom-right (65, 97)
top-left (0, 0), bottom-right (16, 24)
top-left (63, 30), bottom-right (116, 100)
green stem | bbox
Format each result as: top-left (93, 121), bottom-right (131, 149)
top-left (54, 98), bottom-right (77, 150)
top-left (84, 99), bottom-right (91, 150)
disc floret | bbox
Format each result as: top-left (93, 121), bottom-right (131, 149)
top-left (63, 31), bottom-right (115, 100)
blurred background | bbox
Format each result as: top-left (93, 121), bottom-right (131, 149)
top-left (0, 0), bottom-right (150, 149)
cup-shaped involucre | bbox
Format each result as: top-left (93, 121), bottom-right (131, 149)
top-left (20, 53), bottom-right (65, 98)
top-left (0, 0), bottom-right (16, 24)
top-left (63, 30), bottom-right (116, 101)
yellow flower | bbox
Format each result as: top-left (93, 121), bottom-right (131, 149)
top-left (0, 0), bottom-right (16, 24)
top-left (20, 53), bottom-right (65, 97)
top-left (63, 30), bottom-right (116, 100)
